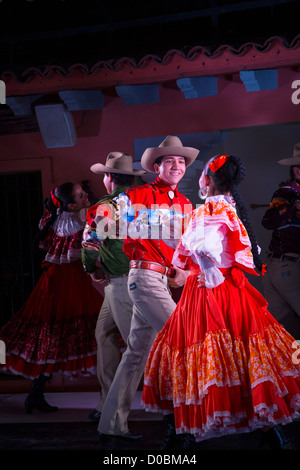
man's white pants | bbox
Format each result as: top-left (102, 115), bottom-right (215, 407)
top-left (98, 268), bottom-right (176, 435)
top-left (94, 275), bottom-right (133, 412)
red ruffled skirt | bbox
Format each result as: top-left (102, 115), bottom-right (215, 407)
top-left (0, 260), bottom-right (103, 379)
top-left (142, 268), bottom-right (300, 442)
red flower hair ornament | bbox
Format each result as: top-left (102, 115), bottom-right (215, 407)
top-left (50, 187), bottom-right (61, 208)
top-left (209, 154), bottom-right (230, 173)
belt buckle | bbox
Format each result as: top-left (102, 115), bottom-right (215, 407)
top-left (131, 260), bottom-right (139, 269)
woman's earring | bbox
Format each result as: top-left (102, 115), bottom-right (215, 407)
top-left (198, 187), bottom-right (208, 200)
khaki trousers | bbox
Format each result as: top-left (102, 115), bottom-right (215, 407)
top-left (98, 268), bottom-right (176, 435)
top-left (263, 256), bottom-right (300, 339)
top-left (94, 276), bottom-right (133, 412)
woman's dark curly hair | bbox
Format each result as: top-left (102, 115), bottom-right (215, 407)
top-left (207, 154), bottom-right (264, 273)
top-left (34, 182), bottom-right (76, 247)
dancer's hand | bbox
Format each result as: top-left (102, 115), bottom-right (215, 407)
top-left (168, 266), bottom-right (190, 288)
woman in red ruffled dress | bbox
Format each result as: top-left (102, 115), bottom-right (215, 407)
top-left (0, 182), bottom-right (103, 413)
top-left (142, 154), bottom-right (300, 449)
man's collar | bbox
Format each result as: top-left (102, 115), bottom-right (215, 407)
top-left (111, 185), bottom-right (131, 197)
top-left (154, 176), bottom-right (178, 194)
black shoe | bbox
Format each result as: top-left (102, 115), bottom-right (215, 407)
top-left (89, 410), bottom-right (101, 422)
top-left (25, 394), bottom-right (58, 414)
top-left (160, 433), bottom-right (191, 451)
top-left (25, 375), bottom-right (58, 414)
top-left (98, 431), bottom-right (143, 441)
top-left (261, 425), bottom-right (295, 450)
top-left (160, 414), bottom-right (191, 451)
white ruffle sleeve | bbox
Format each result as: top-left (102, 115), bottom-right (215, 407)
top-left (196, 255), bottom-right (225, 288)
top-left (172, 196), bottom-right (255, 288)
top-left (179, 220), bottom-right (226, 288)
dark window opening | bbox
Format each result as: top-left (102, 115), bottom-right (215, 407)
top-left (0, 171), bottom-right (44, 327)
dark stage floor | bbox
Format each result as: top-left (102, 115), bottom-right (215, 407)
top-left (1, 419), bottom-right (300, 451)
top-left (1, 374), bottom-right (300, 465)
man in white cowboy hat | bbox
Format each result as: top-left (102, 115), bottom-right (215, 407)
top-left (97, 135), bottom-right (199, 442)
top-left (262, 142), bottom-right (300, 338)
top-left (82, 151), bottom-right (146, 423)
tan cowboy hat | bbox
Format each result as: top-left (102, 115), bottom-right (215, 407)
top-left (141, 135), bottom-right (200, 173)
top-left (91, 152), bottom-right (146, 175)
top-left (278, 143), bottom-right (300, 166)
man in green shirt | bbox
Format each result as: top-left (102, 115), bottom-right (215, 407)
top-left (81, 152), bottom-right (146, 422)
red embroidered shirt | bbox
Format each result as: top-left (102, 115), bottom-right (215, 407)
top-left (121, 177), bottom-right (193, 267)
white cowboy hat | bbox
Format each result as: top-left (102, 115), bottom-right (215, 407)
top-left (140, 135), bottom-right (199, 173)
top-left (91, 152), bottom-right (146, 175)
top-left (278, 143), bottom-right (300, 166)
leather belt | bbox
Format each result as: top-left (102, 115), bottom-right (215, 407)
top-left (130, 260), bottom-right (176, 277)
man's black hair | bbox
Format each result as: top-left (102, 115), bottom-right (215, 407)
top-left (106, 172), bottom-right (135, 186)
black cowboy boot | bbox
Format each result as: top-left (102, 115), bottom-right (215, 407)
top-left (25, 375), bottom-right (58, 414)
top-left (160, 414), bottom-right (191, 451)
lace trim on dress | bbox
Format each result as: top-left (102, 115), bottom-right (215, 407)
top-left (182, 406), bottom-right (300, 442)
top-left (53, 211), bottom-right (85, 236)
top-left (172, 197), bottom-right (256, 278)
top-left (143, 324), bottom-right (300, 406)
top-left (2, 314), bottom-right (98, 379)
top-left (43, 212), bottom-right (85, 264)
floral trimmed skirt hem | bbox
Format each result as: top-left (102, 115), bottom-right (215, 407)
top-left (0, 260), bottom-right (103, 380)
top-left (142, 270), bottom-right (300, 442)
top-left (1, 314), bottom-right (99, 380)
